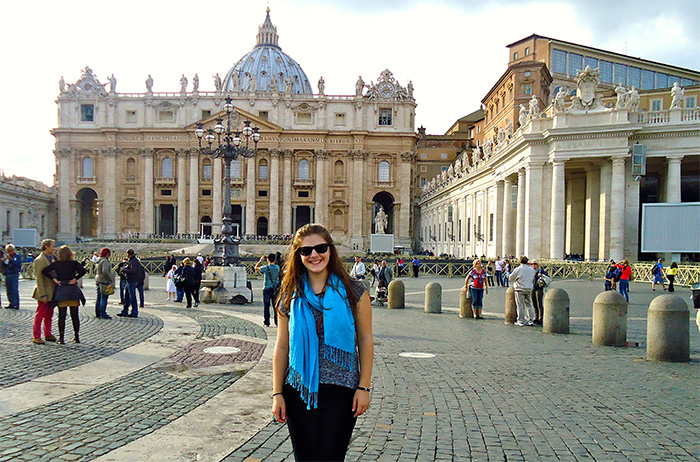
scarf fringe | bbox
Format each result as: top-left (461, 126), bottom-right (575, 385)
top-left (324, 343), bottom-right (355, 370)
top-left (288, 368), bottom-right (318, 410)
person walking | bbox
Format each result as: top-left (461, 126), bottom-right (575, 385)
top-left (166, 264), bottom-right (177, 301)
top-left (666, 262), bottom-right (679, 292)
top-left (193, 259), bottom-right (203, 307)
top-left (651, 258), bottom-right (666, 291)
top-left (94, 248), bottom-right (115, 319)
top-left (181, 258), bottom-right (196, 308)
top-left (349, 256), bottom-right (366, 280)
top-left (378, 260), bottom-right (393, 287)
top-left (509, 256), bottom-right (536, 326)
top-left (530, 260), bottom-right (549, 325)
top-left (31, 239), bottom-right (57, 344)
top-left (465, 259), bottom-right (488, 319)
top-left (271, 224), bottom-right (373, 462)
top-left (43, 245), bottom-right (87, 344)
top-left (118, 249), bottom-right (142, 318)
top-left (255, 253), bottom-right (280, 327)
top-left (371, 260), bottom-right (380, 286)
top-left (616, 260), bottom-right (632, 303)
top-left (3, 244), bottom-right (22, 309)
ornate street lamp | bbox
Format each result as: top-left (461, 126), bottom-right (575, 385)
top-left (195, 96), bottom-right (261, 265)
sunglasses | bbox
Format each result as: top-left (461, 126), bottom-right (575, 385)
top-left (298, 243), bottom-right (330, 256)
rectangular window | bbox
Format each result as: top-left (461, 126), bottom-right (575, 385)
top-left (466, 218), bottom-right (471, 242)
top-left (441, 153), bottom-right (448, 159)
top-left (258, 190), bottom-right (268, 197)
top-left (614, 63), bottom-right (628, 85)
top-left (259, 163), bottom-right (268, 180)
top-left (669, 75), bottom-right (681, 86)
top-left (202, 163), bottom-right (212, 179)
top-left (257, 111), bottom-right (268, 120)
top-left (420, 177), bottom-right (426, 187)
top-left (511, 184), bottom-right (518, 210)
top-left (335, 113), bottom-right (346, 126)
top-left (551, 49), bottom-right (567, 74)
top-left (513, 51), bottom-right (519, 61)
top-left (448, 206), bottom-right (453, 222)
top-left (201, 189), bottom-right (211, 196)
top-left (201, 110), bottom-right (211, 119)
top-left (584, 56), bottom-right (598, 69)
top-left (420, 153), bottom-right (427, 159)
top-left (524, 47), bottom-right (530, 56)
top-left (476, 126), bottom-right (481, 134)
top-left (158, 110), bottom-right (174, 122)
top-left (686, 96), bottom-right (697, 108)
top-left (599, 60), bottom-right (613, 83)
top-left (681, 78), bottom-right (694, 87)
top-left (656, 73), bottom-right (668, 88)
top-left (651, 99), bottom-right (663, 111)
top-left (641, 69), bottom-right (655, 90)
top-left (458, 219), bottom-right (462, 241)
top-left (161, 189), bottom-right (172, 196)
top-left (298, 190), bottom-right (309, 198)
top-left (489, 213), bottom-right (494, 242)
top-left (628, 67), bottom-right (641, 88)
top-left (379, 108), bottom-right (392, 126)
top-left (420, 166), bottom-right (427, 172)
top-left (80, 104), bottom-right (94, 122)
top-left (19, 212), bottom-right (23, 228)
top-left (440, 166), bottom-right (449, 172)
top-left (126, 110), bottom-right (137, 123)
top-left (568, 53), bottom-right (583, 76)
top-left (477, 216), bottom-right (482, 238)
top-left (297, 112), bottom-right (312, 124)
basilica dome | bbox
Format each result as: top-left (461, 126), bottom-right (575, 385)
top-left (222, 9), bottom-right (313, 95)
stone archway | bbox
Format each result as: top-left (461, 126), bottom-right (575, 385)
top-left (201, 216), bottom-right (212, 237)
top-left (372, 191), bottom-right (395, 234)
top-left (76, 188), bottom-right (98, 237)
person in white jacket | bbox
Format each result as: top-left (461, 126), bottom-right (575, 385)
top-left (350, 256), bottom-right (366, 280)
top-left (508, 256), bottom-right (536, 326)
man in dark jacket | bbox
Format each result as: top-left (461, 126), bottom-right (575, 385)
top-left (118, 249), bottom-right (143, 318)
top-left (3, 244), bottom-right (22, 309)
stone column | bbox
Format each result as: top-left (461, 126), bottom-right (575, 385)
top-left (142, 149), bottom-right (154, 234)
top-left (565, 175), bottom-right (586, 256)
top-left (609, 157), bottom-right (627, 262)
top-left (585, 167), bottom-right (600, 261)
top-left (502, 177), bottom-right (514, 256)
top-left (314, 150), bottom-right (328, 226)
top-left (399, 152), bottom-right (413, 242)
top-left (351, 151), bottom-right (365, 246)
top-left (213, 157), bottom-right (222, 234)
top-left (666, 157), bottom-right (683, 203)
top-left (189, 150), bottom-right (199, 234)
top-left (177, 149), bottom-right (187, 234)
top-left (245, 157), bottom-right (256, 235)
top-left (524, 164), bottom-right (543, 258)
top-left (550, 159), bottom-right (566, 260)
top-left (282, 150), bottom-right (292, 234)
top-left (515, 169), bottom-right (526, 257)
top-left (102, 148), bottom-right (117, 238)
top-left (598, 162), bottom-right (612, 261)
top-left (56, 148), bottom-right (74, 242)
top-left (494, 180), bottom-right (504, 258)
top-left (269, 150), bottom-right (280, 235)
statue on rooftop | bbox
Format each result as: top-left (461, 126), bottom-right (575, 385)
top-left (518, 104), bottom-right (527, 127)
top-left (318, 76), bottom-right (325, 95)
top-left (554, 86), bottom-right (567, 113)
top-left (180, 74), bottom-right (188, 93)
top-left (59, 76), bottom-right (66, 94)
top-left (627, 87), bottom-right (640, 112)
top-left (355, 76), bottom-right (365, 96)
top-left (145, 74), bottom-right (154, 93)
top-left (670, 82), bottom-right (684, 109)
top-left (108, 74), bottom-right (117, 94)
top-left (614, 83), bottom-right (628, 109)
top-left (213, 73), bottom-right (223, 92)
top-left (192, 74), bottom-right (199, 92)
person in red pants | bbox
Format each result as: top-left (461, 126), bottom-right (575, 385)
top-left (31, 239), bottom-right (57, 344)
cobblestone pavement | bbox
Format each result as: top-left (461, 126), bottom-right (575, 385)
top-left (1, 275), bottom-right (698, 461)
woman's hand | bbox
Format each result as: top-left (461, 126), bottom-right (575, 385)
top-left (69, 279), bottom-right (78, 285)
top-left (272, 395), bottom-right (287, 423)
top-left (352, 389), bottom-right (370, 417)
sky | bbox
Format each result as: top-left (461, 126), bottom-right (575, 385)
top-left (1, 0), bottom-right (698, 185)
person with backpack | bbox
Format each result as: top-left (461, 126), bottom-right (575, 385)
top-left (118, 249), bottom-right (143, 318)
top-left (255, 253), bottom-right (280, 327)
top-left (651, 258), bottom-right (666, 291)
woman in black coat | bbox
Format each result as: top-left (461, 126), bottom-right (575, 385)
top-left (192, 259), bottom-right (203, 307)
top-left (43, 245), bottom-right (87, 344)
top-left (181, 258), bottom-right (196, 308)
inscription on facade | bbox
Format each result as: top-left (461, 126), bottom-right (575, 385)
top-left (105, 135), bottom-right (193, 142)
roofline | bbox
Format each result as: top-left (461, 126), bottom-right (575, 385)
top-left (481, 61), bottom-right (551, 104)
top-left (506, 34), bottom-right (700, 76)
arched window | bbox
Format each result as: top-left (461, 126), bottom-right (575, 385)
top-left (231, 158), bottom-right (242, 178)
top-left (334, 160), bottom-right (344, 178)
top-left (161, 157), bottom-right (173, 178)
top-left (126, 158), bottom-right (137, 179)
top-left (82, 157), bottom-right (93, 178)
top-left (298, 159), bottom-right (310, 179)
top-left (378, 160), bottom-right (390, 183)
top-left (202, 159), bottom-right (212, 179)
top-left (259, 159), bottom-right (268, 180)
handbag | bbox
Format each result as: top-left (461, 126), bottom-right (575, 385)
top-left (101, 283), bottom-right (115, 296)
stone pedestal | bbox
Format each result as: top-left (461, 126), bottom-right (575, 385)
top-left (543, 288), bottom-right (570, 334)
top-left (204, 266), bottom-right (252, 304)
top-left (371, 234), bottom-right (394, 253)
top-left (425, 282), bottom-right (441, 313)
top-left (504, 287), bottom-right (517, 324)
top-left (460, 287), bottom-right (473, 318)
top-left (387, 280), bottom-right (405, 309)
top-left (592, 291), bottom-right (627, 346)
top-left (647, 295), bottom-right (690, 362)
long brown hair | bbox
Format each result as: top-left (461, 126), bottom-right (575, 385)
top-left (278, 223), bottom-right (358, 317)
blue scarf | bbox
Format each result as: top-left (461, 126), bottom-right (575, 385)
top-left (288, 272), bottom-right (356, 409)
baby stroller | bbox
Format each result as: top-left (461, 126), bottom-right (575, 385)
top-left (375, 283), bottom-right (388, 306)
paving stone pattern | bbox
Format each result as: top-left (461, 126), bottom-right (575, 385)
top-left (0, 308), bottom-right (163, 388)
top-left (168, 337), bottom-right (265, 368)
top-left (166, 306), bottom-right (267, 340)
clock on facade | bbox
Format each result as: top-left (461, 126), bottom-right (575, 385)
top-left (378, 82), bottom-right (394, 98)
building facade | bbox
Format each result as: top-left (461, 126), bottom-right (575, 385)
top-left (52, 9), bottom-right (417, 250)
top-left (0, 174), bottom-right (56, 245)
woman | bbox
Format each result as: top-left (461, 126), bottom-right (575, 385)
top-left (486, 260), bottom-right (495, 287)
top-left (95, 247), bottom-right (115, 319)
top-left (371, 259), bottom-right (380, 287)
top-left (604, 263), bottom-right (617, 291)
top-left (465, 259), bottom-right (488, 319)
top-left (43, 245), bottom-right (87, 344)
top-left (181, 258), bottom-right (196, 308)
top-left (502, 259), bottom-right (511, 287)
top-left (166, 264), bottom-right (177, 301)
top-left (616, 259), bottom-right (632, 303)
top-left (666, 262), bottom-right (679, 292)
top-left (271, 224), bottom-right (373, 461)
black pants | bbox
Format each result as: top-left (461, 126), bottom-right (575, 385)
top-left (193, 282), bottom-right (201, 304)
top-left (413, 265), bottom-right (419, 277)
top-left (284, 384), bottom-right (357, 462)
top-left (668, 275), bottom-right (675, 292)
top-left (532, 288), bottom-right (545, 321)
top-left (184, 285), bottom-right (195, 307)
top-left (58, 306), bottom-right (80, 335)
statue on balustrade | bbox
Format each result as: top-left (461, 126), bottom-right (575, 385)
top-left (670, 82), bottom-right (684, 109)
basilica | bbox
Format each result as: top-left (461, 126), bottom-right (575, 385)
top-left (52, 9), bottom-right (417, 250)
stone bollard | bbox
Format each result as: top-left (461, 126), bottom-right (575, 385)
top-left (592, 291), bottom-right (627, 346)
top-left (543, 288), bottom-right (570, 334)
top-left (504, 287), bottom-right (517, 324)
top-left (425, 282), bottom-right (442, 313)
top-left (459, 287), bottom-right (473, 318)
top-left (143, 273), bottom-right (150, 290)
top-left (647, 295), bottom-right (690, 362)
top-left (387, 280), bottom-right (405, 310)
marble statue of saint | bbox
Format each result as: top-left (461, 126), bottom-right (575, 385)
top-left (627, 87), bottom-right (640, 112)
top-left (670, 82), bottom-right (684, 109)
top-left (270, 74), bottom-right (278, 93)
top-left (554, 86), bottom-right (567, 112)
top-left (374, 205), bottom-right (388, 234)
top-left (497, 126), bottom-right (506, 143)
top-left (248, 73), bottom-right (257, 92)
top-left (355, 76), bottom-right (365, 96)
top-left (318, 76), bottom-right (325, 95)
top-left (518, 104), bottom-right (527, 127)
top-left (528, 95), bottom-right (540, 119)
top-left (505, 118), bottom-right (513, 138)
top-left (407, 80), bottom-right (414, 98)
top-left (108, 74), bottom-right (117, 94)
top-left (614, 83), bottom-right (628, 109)
top-left (145, 74), bottom-right (154, 92)
top-left (232, 72), bottom-right (240, 92)
top-left (285, 75), bottom-right (293, 94)
top-left (192, 74), bottom-right (199, 92)
top-left (180, 74), bottom-right (188, 93)
top-left (213, 73), bottom-right (222, 92)
top-left (59, 76), bottom-right (66, 94)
